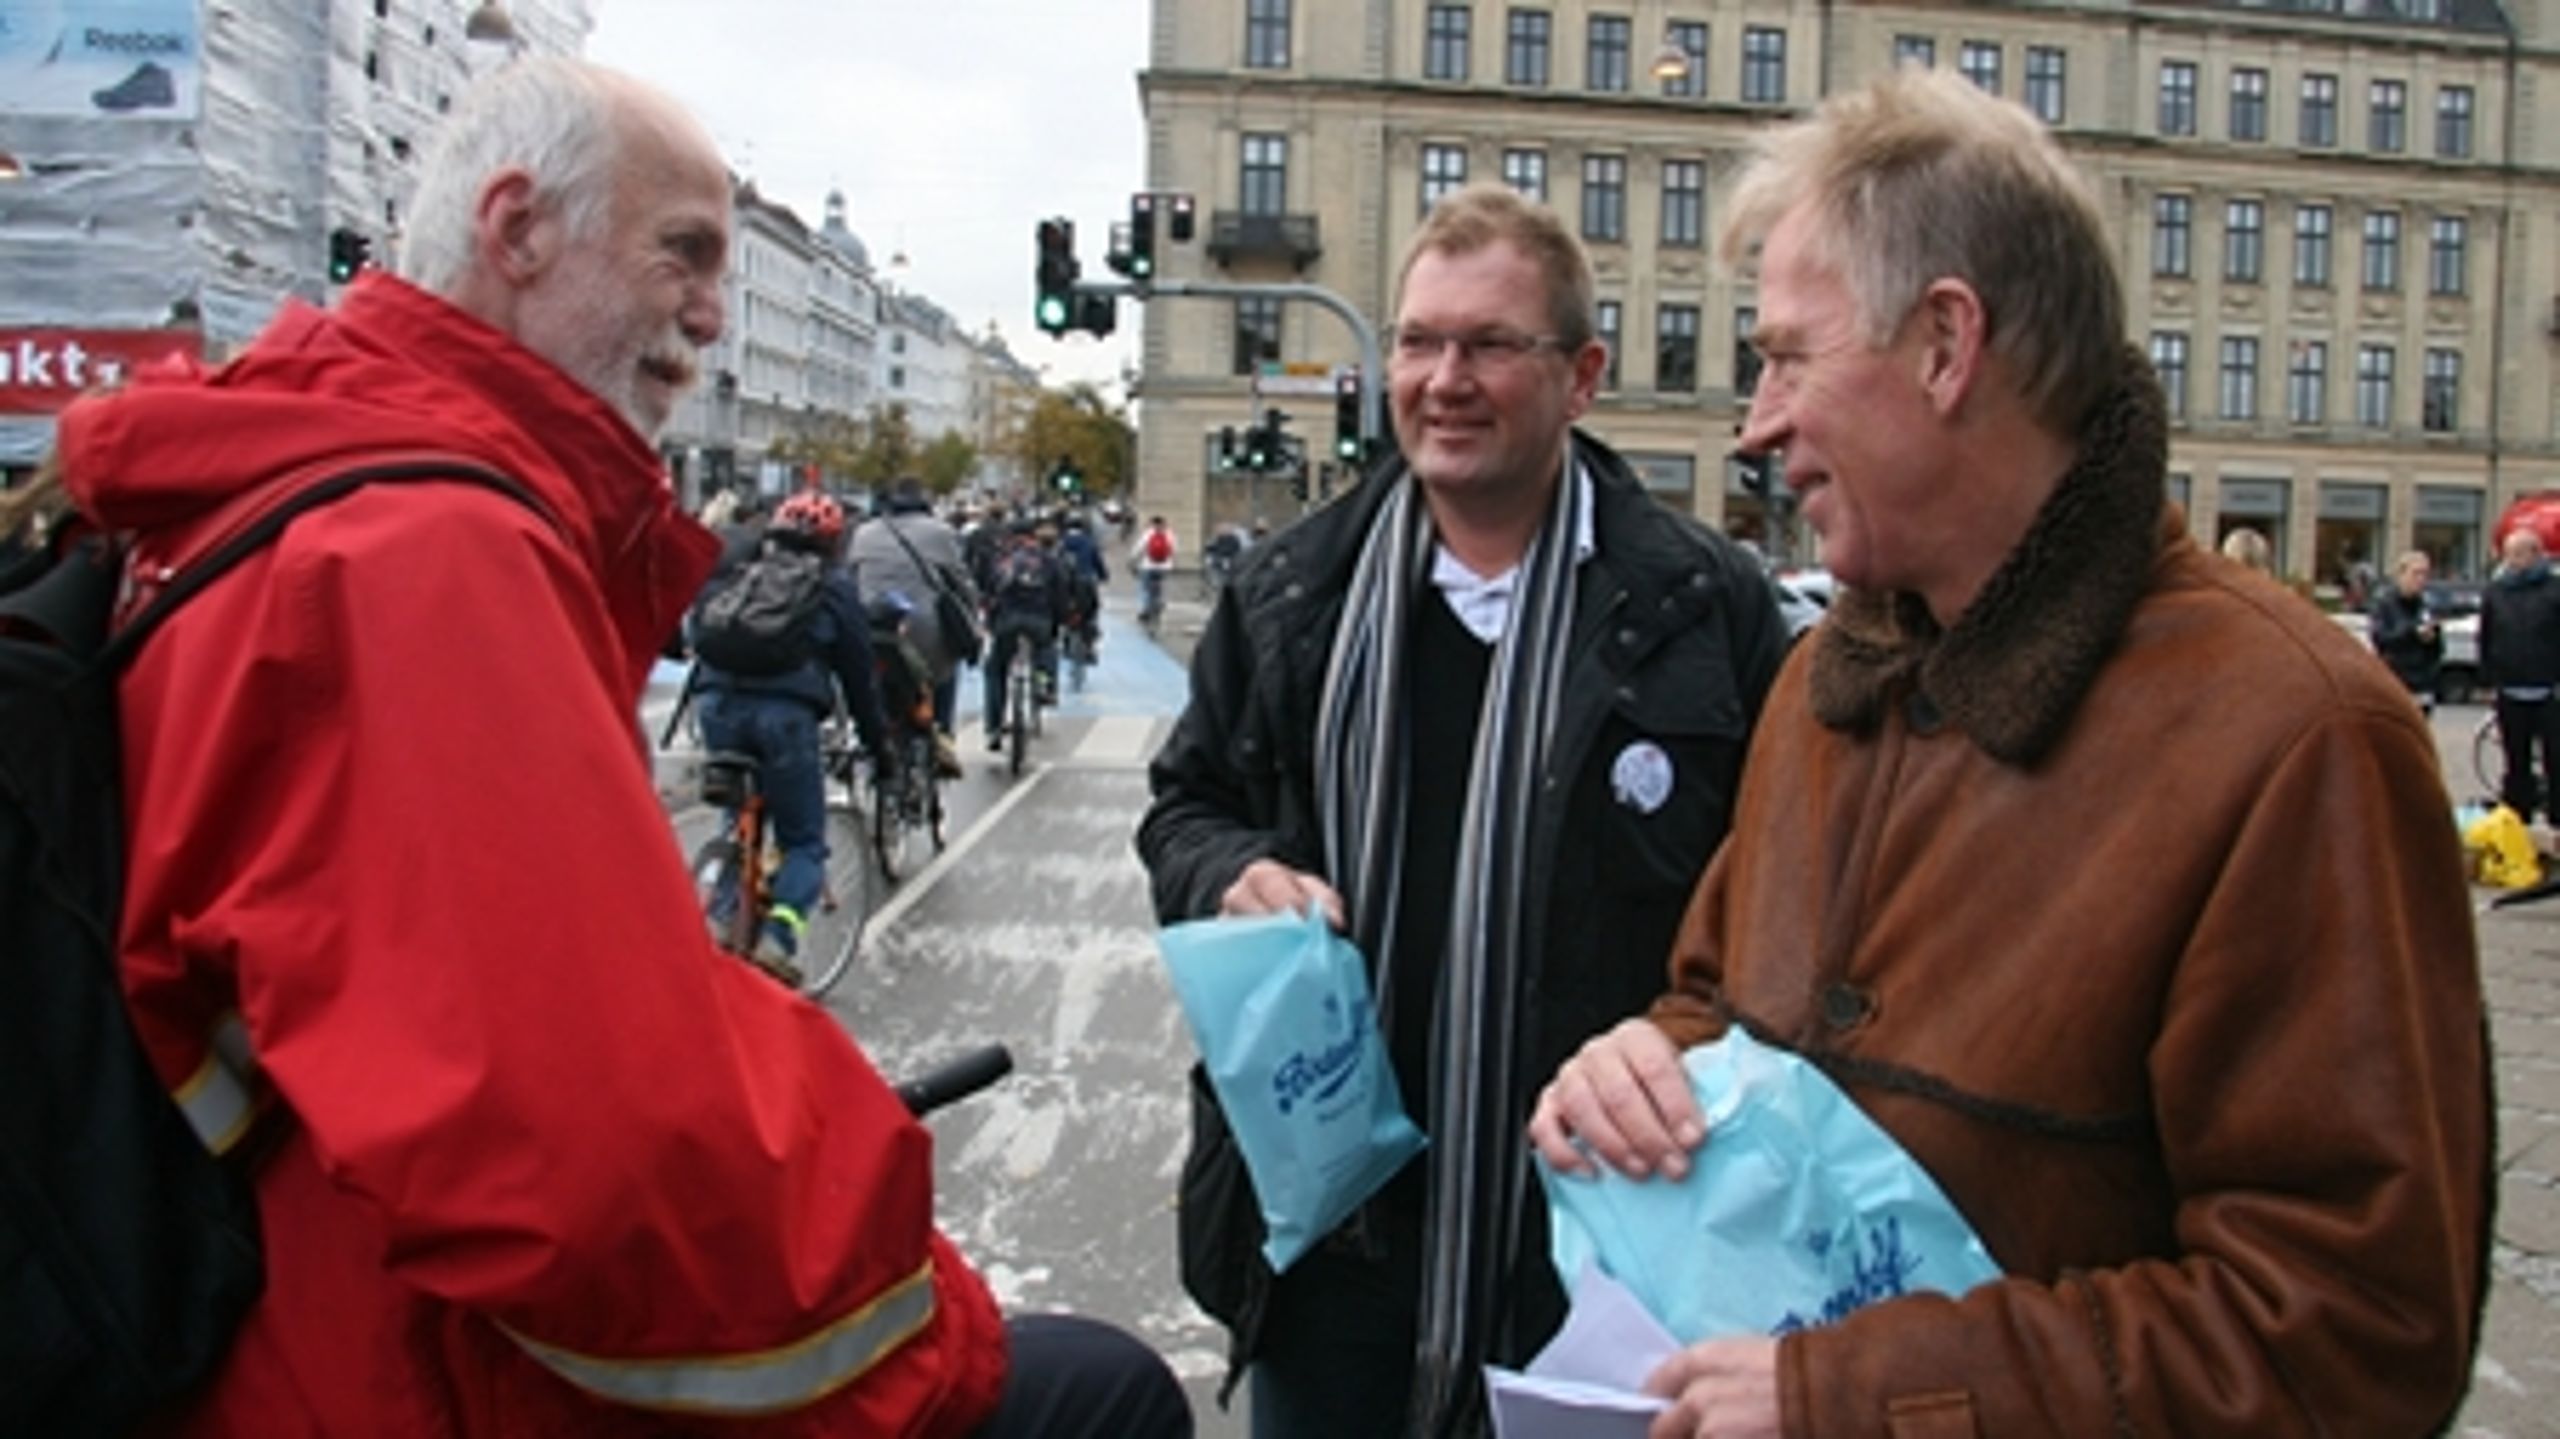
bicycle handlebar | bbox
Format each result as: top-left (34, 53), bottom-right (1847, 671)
top-left (895, 1043), bottom-right (1014, 1116)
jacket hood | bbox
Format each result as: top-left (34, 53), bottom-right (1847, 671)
top-left (1809, 345), bottom-right (2170, 766)
top-left (54, 273), bottom-right (688, 587)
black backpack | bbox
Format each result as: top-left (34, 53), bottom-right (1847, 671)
top-left (0, 459), bottom-right (539, 1434)
top-left (692, 542), bottom-right (828, 676)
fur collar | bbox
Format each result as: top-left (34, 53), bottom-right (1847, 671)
top-left (1808, 346), bottom-right (2168, 766)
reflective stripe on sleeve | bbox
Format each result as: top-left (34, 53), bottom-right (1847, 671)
top-left (172, 1012), bottom-right (262, 1156)
top-left (500, 1257), bottom-right (940, 1416)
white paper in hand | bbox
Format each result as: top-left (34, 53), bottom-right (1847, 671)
top-left (1484, 1263), bottom-right (1675, 1438)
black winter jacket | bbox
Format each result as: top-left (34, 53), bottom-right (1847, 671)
top-left (1136, 432), bottom-right (1790, 1394)
top-left (2481, 563), bottom-right (2560, 693)
top-left (2367, 584), bottom-right (2442, 696)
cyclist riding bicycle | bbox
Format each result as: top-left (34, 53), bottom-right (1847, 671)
top-left (691, 490), bottom-right (896, 983)
top-left (1132, 513), bottom-right (1175, 630)
top-left (982, 517), bottom-right (1070, 753)
top-left (865, 589), bottom-right (964, 779)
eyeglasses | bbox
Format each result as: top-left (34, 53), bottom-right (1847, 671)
top-left (1387, 324), bottom-right (1572, 371)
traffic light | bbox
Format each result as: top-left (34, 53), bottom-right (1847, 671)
top-left (1167, 193), bottom-right (1196, 244)
top-left (1076, 291), bottom-right (1116, 339)
top-left (1034, 218), bottom-right (1077, 336)
top-left (328, 226), bottom-right (371, 284)
top-left (1333, 369), bottom-right (1365, 463)
top-left (1244, 409), bottom-right (1285, 471)
top-left (1050, 459), bottom-right (1083, 495)
top-left (1216, 425), bottom-right (1240, 470)
top-left (1736, 448), bottom-right (1774, 496)
top-left (1127, 194), bottom-right (1156, 280)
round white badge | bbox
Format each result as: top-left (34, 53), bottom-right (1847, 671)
top-left (1610, 740), bottom-right (1675, 815)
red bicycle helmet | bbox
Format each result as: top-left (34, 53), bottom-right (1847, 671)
top-left (773, 490), bottom-right (847, 544)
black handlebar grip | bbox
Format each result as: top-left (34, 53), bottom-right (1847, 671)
top-left (896, 1044), bottom-right (1014, 1116)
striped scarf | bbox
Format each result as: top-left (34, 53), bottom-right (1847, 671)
top-left (1315, 454), bottom-right (1586, 1435)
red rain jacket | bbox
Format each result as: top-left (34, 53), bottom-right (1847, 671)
top-left (55, 274), bottom-right (1006, 1436)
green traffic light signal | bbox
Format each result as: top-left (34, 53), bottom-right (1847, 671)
top-left (1036, 294), bottom-right (1071, 332)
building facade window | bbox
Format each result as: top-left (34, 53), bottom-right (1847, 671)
top-left (1661, 20), bottom-right (1706, 97)
top-left (2356, 344), bottom-right (2395, 428)
top-left (1586, 14), bottom-right (1630, 92)
top-left (2424, 347), bottom-right (2460, 432)
top-left (1506, 8), bottom-right (1551, 87)
top-left (1245, 0), bottom-right (1291, 69)
top-left (1595, 299), bottom-right (1622, 389)
top-left (1233, 133), bottom-right (1280, 213)
top-left (1581, 153), bottom-right (1626, 242)
top-left (2369, 79), bottom-right (2406, 153)
top-left (1656, 304), bottom-right (1699, 392)
top-left (2024, 46), bottom-right (2065, 124)
top-left (2154, 193), bottom-right (2192, 278)
top-left (1240, 133), bottom-right (1287, 214)
top-left (2226, 198), bottom-right (2264, 283)
top-left (2287, 339), bottom-right (2327, 424)
top-left (2158, 60), bottom-right (2197, 136)
top-left (2429, 214), bottom-right (2468, 297)
top-left (2219, 336), bottom-right (2259, 420)
top-left (2437, 85), bottom-right (2474, 159)
top-left (1502, 147), bottom-right (1547, 202)
top-left (2230, 66), bottom-right (2267, 141)
top-left (1421, 143), bottom-right (1468, 214)
top-left (1233, 296), bottom-right (1282, 375)
top-left (2362, 210), bottom-right (2401, 291)
top-left (1425, 3), bottom-right (1470, 81)
top-left (2295, 204), bottom-right (2332, 287)
top-left (1742, 26), bottom-right (1785, 104)
top-left (2301, 73), bottom-right (2338, 147)
top-left (1661, 159), bottom-right (1705, 247)
top-left (1894, 34), bottom-right (1934, 68)
top-left (1959, 40), bottom-right (2001, 95)
top-left (1734, 303), bottom-right (1760, 395)
top-left (2152, 331), bottom-right (2189, 421)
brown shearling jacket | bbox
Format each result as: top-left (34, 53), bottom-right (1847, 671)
top-left (1651, 355), bottom-right (2491, 1437)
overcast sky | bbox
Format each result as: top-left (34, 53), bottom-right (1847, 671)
top-left (585, 0), bottom-right (1149, 394)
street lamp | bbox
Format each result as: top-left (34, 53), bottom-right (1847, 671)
top-left (463, 1), bottom-right (518, 44)
top-left (1651, 28), bottom-right (1691, 82)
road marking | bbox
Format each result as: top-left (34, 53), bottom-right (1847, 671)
top-left (861, 765), bottom-right (1054, 941)
top-left (1071, 714), bottom-right (1159, 767)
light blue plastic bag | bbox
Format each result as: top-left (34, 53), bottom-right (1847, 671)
top-left (1159, 905), bottom-right (1426, 1272)
top-left (1544, 1030), bottom-right (2000, 1341)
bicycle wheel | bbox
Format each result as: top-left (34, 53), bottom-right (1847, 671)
top-left (871, 737), bottom-right (929, 882)
top-left (1007, 657), bottom-right (1030, 777)
top-left (689, 832), bottom-right (752, 954)
top-left (797, 804), bottom-right (873, 1001)
top-left (2475, 713), bottom-right (2505, 801)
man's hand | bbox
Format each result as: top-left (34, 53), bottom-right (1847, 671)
top-left (1527, 1019), bottom-right (1704, 1180)
top-left (1219, 859), bottom-right (1346, 930)
top-left (1644, 1337), bottom-right (1780, 1439)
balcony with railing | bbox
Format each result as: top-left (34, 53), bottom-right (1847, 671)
top-left (1207, 210), bottom-right (1323, 271)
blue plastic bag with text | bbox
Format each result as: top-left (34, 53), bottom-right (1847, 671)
top-left (1159, 905), bottom-right (1426, 1272)
top-left (1543, 1030), bottom-right (2001, 1341)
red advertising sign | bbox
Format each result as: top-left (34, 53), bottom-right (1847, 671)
top-left (0, 328), bottom-right (204, 415)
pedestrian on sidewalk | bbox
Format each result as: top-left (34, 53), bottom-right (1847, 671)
top-left (1530, 67), bottom-right (2488, 1438)
top-left (2369, 548), bottom-right (2445, 714)
top-left (40, 56), bottom-right (1184, 1439)
top-left (2483, 526), bottom-right (2560, 824)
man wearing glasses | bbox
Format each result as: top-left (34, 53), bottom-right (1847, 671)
top-left (1138, 183), bottom-right (1789, 1436)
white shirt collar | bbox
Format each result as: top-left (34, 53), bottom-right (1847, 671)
top-left (1426, 462), bottom-right (1597, 644)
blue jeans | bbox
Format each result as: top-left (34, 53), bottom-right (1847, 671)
top-left (696, 690), bottom-right (828, 945)
top-left (984, 619), bottom-right (1056, 735)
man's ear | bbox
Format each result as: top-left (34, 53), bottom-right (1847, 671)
top-left (1911, 278), bottom-right (1989, 418)
top-left (473, 167), bottom-right (556, 286)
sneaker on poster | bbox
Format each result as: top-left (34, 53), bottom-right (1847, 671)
top-left (93, 61), bottom-right (175, 112)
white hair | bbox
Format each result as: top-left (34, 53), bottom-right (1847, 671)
top-left (399, 58), bottom-right (625, 295)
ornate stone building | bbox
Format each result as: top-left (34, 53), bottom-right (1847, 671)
top-left (1137, 0), bottom-right (2560, 585)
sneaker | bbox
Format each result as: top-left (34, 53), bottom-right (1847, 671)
top-left (986, 726), bottom-right (1004, 753)
top-left (93, 61), bottom-right (175, 112)
top-left (932, 733), bottom-right (965, 779)
top-left (751, 927), bottom-right (803, 989)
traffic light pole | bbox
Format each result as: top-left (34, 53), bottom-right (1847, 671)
top-left (1070, 277), bottom-right (1384, 456)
